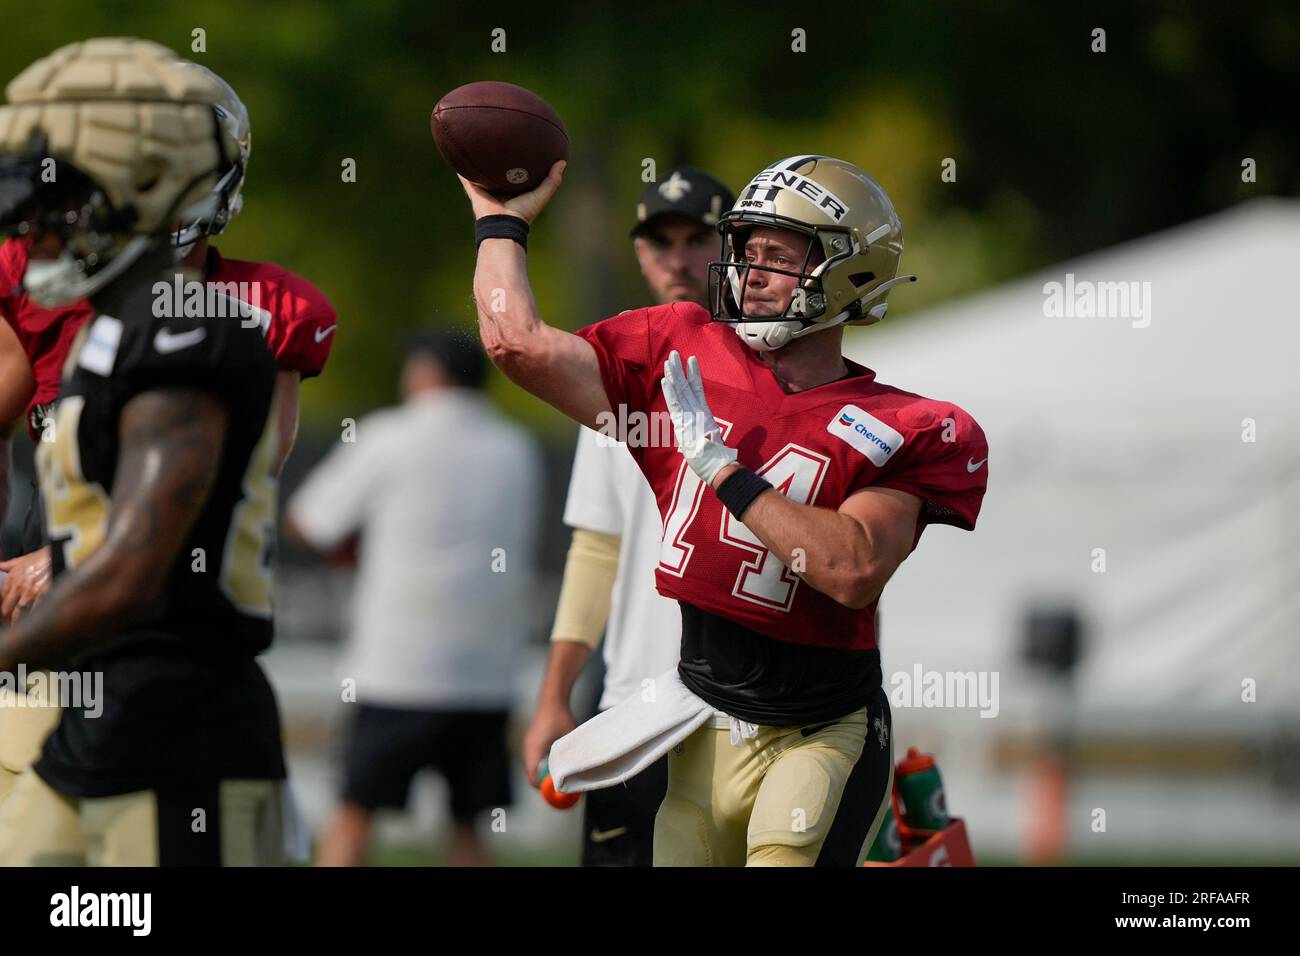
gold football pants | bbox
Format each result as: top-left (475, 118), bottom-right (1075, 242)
top-left (0, 680), bottom-right (62, 807)
top-left (654, 706), bottom-right (879, 866)
top-left (0, 770), bottom-right (286, 866)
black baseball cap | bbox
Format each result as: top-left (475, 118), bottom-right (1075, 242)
top-left (630, 166), bottom-right (735, 239)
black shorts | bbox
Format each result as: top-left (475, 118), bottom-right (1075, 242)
top-left (342, 705), bottom-right (512, 825)
top-left (581, 753), bottom-right (667, 867)
top-left (37, 648), bottom-right (286, 798)
top-left (815, 683), bottom-right (894, 866)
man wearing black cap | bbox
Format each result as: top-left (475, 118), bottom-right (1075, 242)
top-left (287, 330), bottom-right (542, 866)
top-left (629, 166), bottom-right (733, 307)
top-left (522, 167), bottom-right (734, 866)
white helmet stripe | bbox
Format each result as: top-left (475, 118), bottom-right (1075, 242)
top-left (863, 222), bottom-right (892, 246)
top-left (778, 154), bottom-right (818, 170)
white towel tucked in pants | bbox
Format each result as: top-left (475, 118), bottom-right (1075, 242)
top-left (548, 667), bottom-right (759, 793)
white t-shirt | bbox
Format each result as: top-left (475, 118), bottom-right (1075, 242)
top-left (563, 425), bottom-right (682, 710)
top-left (289, 390), bottom-right (541, 710)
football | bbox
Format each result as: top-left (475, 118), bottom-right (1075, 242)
top-left (431, 81), bottom-right (569, 196)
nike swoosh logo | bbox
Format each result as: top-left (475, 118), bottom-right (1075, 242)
top-left (154, 327), bottom-right (207, 354)
top-left (314, 324), bottom-right (337, 343)
top-left (589, 827), bottom-right (628, 844)
top-left (966, 457), bottom-right (988, 473)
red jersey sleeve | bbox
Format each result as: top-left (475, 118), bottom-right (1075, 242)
top-left (872, 402), bottom-right (989, 542)
top-left (573, 306), bottom-right (658, 416)
top-left (264, 273), bottom-right (337, 378)
top-left (0, 239), bottom-right (24, 330)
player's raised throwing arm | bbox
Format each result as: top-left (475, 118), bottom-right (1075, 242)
top-left (460, 163), bottom-right (613, 429)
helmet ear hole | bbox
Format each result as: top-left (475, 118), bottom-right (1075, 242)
top-left (849, 271), bottom-right (875, 288)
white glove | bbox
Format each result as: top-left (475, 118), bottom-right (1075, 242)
top-left (661, 350), bottom-right (737, 486)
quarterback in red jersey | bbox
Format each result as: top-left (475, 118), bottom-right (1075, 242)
top-left (461, 153), bottom-right (987, 866)
top-left (580, 304), bottom-right (984, 661)
top-left (0, 61), bottom-right (335, 813)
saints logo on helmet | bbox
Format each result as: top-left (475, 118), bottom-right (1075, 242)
top-left (0, 38), bottom-right (239, 306)
top-left (709, 155), bottom-right (917, 352)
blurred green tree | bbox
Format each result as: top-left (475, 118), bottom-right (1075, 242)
top-left (9, 0), bottom-right (1297, 433)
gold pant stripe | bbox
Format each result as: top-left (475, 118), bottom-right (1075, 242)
top-left (853, 752), bottom-right (895, 865)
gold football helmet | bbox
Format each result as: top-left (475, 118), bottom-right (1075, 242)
top-left (710, 155), bottom-right (917, 351)
top-left (0, 38), bottom-right (239, 305)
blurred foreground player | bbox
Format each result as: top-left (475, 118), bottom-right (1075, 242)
top-left (461, 154), bottom-right (987, 865)
top-left (288, 332), bottom-right (542, 866)
top-left (0, 59), bottom-right (336, 829)
top-left (523, 167), bottom-right (731, 866)
top-left (0, 39), bottom-right (289, 865)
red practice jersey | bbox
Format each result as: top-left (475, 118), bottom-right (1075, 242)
top-left (575, 302), bottom-right (988, 654)
top-left (0, 238), bottom-right (337, 439)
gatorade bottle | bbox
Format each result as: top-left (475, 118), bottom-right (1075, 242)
top-left (537, 758), bottom-right (580, 810)
top-left (896, 747), bottom-right (950, 831)
top-left (865, 804), bottom-right (902, 861)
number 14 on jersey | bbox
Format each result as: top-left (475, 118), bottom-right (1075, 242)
top-left (659, 418), bottom-right (830, 612)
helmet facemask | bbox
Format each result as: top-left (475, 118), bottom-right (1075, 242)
top-left (170, 63), bottom-right (251, 256)
top-left (1, 126), bottom-right (231, 307)
top-left (709, 216), bottom-right (850, 352)
top-left (0, 142), bottom-right (151, 307)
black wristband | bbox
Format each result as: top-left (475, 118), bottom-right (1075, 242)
top-left (715, 467), bottom-right (773, 520)
top-left (475, 214), bottom-right (529, 250)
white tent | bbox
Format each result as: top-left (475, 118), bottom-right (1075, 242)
top-left (843, 199), bottom-right (1300, 857)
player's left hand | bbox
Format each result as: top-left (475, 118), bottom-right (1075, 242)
top-left (0, 546), bottom-right (52, 623)
top-left (662, 350), bottom-right (738, 487)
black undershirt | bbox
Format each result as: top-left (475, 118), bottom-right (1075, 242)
top-left (676, 602), bottom-right (882, 726)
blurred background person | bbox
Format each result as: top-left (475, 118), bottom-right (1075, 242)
top-left (286, 330), bottom-right (541, 866)
top-left (522, 167), bottom-right (733, 866)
